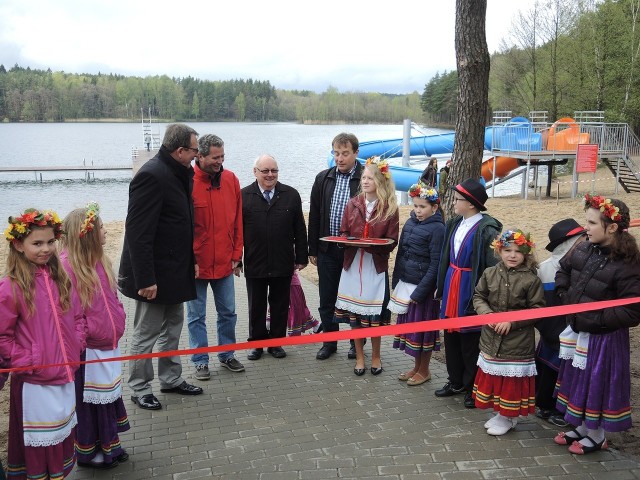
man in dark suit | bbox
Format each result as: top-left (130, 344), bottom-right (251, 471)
top-left (308, 133), bottom-right (363, 360)
top-left (242, 154), bottom-right (308, 360)
top-left (119, 123), bottom-right (203, 410)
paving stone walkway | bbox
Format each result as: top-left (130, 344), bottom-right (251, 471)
top-left (70, 275), bottom-right (640, 480)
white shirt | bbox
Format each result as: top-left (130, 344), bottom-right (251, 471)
top-left (453, 213), bottom-right (483, 257)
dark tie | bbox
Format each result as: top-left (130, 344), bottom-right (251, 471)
top-left (263, 190), bottom-right (271, 204)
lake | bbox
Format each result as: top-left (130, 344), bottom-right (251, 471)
top-left (0, 122), bottom-right (522, 223)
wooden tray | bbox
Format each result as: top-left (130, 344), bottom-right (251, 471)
top-left (320, 236), bottom-right (394, 247)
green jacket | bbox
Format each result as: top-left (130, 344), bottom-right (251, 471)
top-left (474, 261), bottom-right (545, 360)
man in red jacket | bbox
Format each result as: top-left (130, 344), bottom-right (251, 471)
top-left (187, 134), bottom-right (245, 380)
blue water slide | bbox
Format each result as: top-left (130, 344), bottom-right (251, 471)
top-left (326, 119), bottom-right (540, 192)
top-left (356, 129), bottom-right (495, 160)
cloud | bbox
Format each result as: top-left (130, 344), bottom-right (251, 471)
top-left (0, 0), bottom-right (535, 94)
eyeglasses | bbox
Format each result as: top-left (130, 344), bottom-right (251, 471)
top-left (182, 146), bottom-right (199, 154)
top-left (256, 168), bottom-right (279, 174)
top-left (453, 197), bottom-right (468, 203)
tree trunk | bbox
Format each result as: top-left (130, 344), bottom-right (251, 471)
top-left (443, 0), bottom-right (490, 218)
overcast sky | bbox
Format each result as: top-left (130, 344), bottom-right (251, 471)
top-left (0, 0), bottom-right (535, 94)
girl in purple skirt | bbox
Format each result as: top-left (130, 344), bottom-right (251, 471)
top-left (390, 183), bottom-right (445, 386)
top-left (61, 204), bottom-right (130, 469)
top-left (553, 195), bottom-right (640, 454)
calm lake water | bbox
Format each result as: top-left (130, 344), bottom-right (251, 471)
top-left (0, 122), bottom-right (521, 223)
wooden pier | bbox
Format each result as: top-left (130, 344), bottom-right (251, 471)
top-left (0, 164), bottom-right (133, 182)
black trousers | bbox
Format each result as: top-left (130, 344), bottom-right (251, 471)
top-left (535, 358), bottom-right (560, 411)
top-left (317, 244), bottom-right (356, 348)
top-left (246, 276), bottom-right (291, 342)
top-left (443, 330), bottom-right (481, 392)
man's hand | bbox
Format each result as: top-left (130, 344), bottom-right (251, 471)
top-left (295, 264), bottom-right (307, 271)
top-left (138, 285), bottom-right (158, 301)
top-left (233, 260), bottom-right (243, 277)
top-left (195, 264), bottom-right (199, 278)
top-left (309, 256), bottom-right (317, 266)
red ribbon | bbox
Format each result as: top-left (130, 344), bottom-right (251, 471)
top-left (2, 297), bottom-right (639, 373)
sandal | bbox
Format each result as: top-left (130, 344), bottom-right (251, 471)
top-left (568, 435), bottom-right (608, 455)
top-left (553, 429), bottom-right (584, 446)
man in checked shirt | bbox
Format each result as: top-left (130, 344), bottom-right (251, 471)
top-left (308, 133), bottom-right (365, 361)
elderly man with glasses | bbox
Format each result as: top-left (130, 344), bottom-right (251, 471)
top-left (241, 154), bottom-right (308, 360)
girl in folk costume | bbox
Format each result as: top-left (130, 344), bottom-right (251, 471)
top-left (0, 209), bottom-right (86, 479)
top-left (554, 195), bottom-right (640, 454)
top-left (390, 183), bottom-right (445, 386)
top-left (60, 204), bottom-right (130, 469)
top-left (334, 157), bottom-right (399, 376)
top-left (286, 269), bottom-right (320, 336)
top-left (472, 230), bottom-right (545, 435)
top-left (266, 268), bottom-right (320, 336)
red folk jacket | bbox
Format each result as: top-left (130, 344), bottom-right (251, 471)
top-left (340, 195), bottom-right (399, 274)
top-left (192, 163), bottom-right (243, 279)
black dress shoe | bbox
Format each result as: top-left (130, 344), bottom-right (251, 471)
top-left (354, 367), bottom-right (366, 376)
top-left (316, 344), bottom-right (337, 360)
top-left (370, 366), bottom-right (384, 376)
top-left (347, 345), bottom-right (357, 359)
top-left (160, 381), bottom-right (203, 395)
top-left (267, 347), bottom-right (287, 358)
top-left (464, 391), bottom-right (476, 409)
top-left (131, 394), bottom-right (162, 410)
top-left (434, 382), bottom-right (466, 397)
top-left (247, 348), bottom-right (263, 360)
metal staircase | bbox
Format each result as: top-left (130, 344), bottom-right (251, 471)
top-left (600, 125), bottom-right (640, 193)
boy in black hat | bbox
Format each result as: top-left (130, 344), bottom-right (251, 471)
top-left (435, 178), bottom-right (502, 408)
top-left (535, 218), bottom-right (586, 426)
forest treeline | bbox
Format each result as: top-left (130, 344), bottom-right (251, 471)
top-left (0, 65), bottom-right (423, 124)
top-left (422, 0), bottom-right (640, 133)
top-left (3, 0), bottom-right (640, 128)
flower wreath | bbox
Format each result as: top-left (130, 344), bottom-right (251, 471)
top-left (4, 209), bottom-right (63, 242)
top-left (365, 156), bottom-right (391, 179)
top-left (408, 182), bottom-right (440, 203)
top-left (491, 229), bottom-right (535, 255)
top-left (584, 193), bottom-right (622, 222)
top-left (80, 202), bottom-right (100, 238)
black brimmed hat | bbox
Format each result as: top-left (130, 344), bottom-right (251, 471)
top-left (451, 178), bottom-right (488, 211)
top-left (545, 218), bottom-right (586, 252)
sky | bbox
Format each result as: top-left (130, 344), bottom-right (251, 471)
top-left (0, 0), bottom-right (536, 95)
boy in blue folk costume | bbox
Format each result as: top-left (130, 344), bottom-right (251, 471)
top-left (434, 178), bottom-right (502, 408)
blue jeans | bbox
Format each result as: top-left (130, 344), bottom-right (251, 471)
top-left (186, 275), bottom-right (237, 365)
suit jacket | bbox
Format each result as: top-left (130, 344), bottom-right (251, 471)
top-left (241, 180), bottom-right (308, 278)
top-left (119, 146), bottom-right (197, 304)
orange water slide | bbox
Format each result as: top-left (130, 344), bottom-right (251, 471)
top-left (481, 156), bottom-right (520, 182)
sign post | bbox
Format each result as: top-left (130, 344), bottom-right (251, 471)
top-left (575, 144), bottom-right (599, 196)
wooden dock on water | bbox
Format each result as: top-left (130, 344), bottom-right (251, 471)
top-left (0, 164), bottom-right (134, 182)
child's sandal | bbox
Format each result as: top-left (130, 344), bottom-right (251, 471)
top-left (553, 429), bottom-right (584, 445)
top-left (567, 435), bottom-right (608, 455)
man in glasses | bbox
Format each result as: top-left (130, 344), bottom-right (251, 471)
top-left (120, 123), bottom-right (203, 411)
top-left (241, 154), bottom-right (308, 360)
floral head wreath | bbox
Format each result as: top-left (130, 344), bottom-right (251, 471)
top-left (584, 193), bottom-right (622, 222)
top-left (408, 182), bottom-right (440, 203)
top-left (80, 202), bottom-right (100, 238)
top-left (365, 156), bottom-right (391, 180)
top-left (4, 208), bottom-right (63, 243)
top-left (491, 229), bottom-right (535, 255)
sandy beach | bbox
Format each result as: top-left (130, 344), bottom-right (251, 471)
top-left (1, 166), bottom-right (639, 464)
